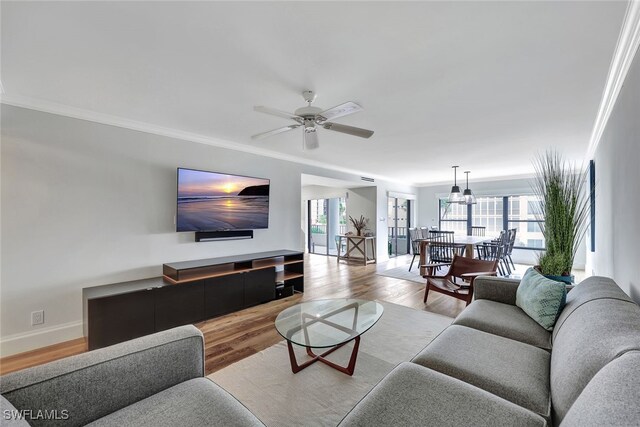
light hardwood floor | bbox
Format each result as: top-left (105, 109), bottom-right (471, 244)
top-left (0, 253), bottom-right (466, 375)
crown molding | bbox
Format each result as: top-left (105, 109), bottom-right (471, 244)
top-left (0, 93), bottom-right (408, 186)
top-left (587, 0), bottom-right (640, 160)
top-left (415, 172), bottom-right (536, 188)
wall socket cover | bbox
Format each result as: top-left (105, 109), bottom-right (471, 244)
top-left (31, 310), bottom-right (44, 325)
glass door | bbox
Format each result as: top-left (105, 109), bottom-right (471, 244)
top-left (308, 197), bottom-right (347, 256)
top-left (388, 197), bottom-right (411, 257)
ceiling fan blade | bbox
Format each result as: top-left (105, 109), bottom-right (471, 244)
top-left (254, 106), bottom-right (303, 123)
top-left (322, 122), bottom-right (374, 139)
top-left (316, 101), bottom-right (363, 122)
top-left (304, 130), bottom-right (319, 150)
top-left (251, 124), bottom-right (301, 140)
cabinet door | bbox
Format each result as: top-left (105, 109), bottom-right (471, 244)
top-left (244, 268), bottom-right (276, 307)
top-left (154, 282), bottom-right (205, 332)
top-left (87, 289), bottom-right (155, 350)
top-left (204, 274), bottom-right (244, 318)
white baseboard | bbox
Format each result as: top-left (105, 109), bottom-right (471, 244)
top-left (0, 321), bottom-right (83, 358)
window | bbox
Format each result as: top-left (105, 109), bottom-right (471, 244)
top-left (527, 239), bottom-right (544, 248)
top-left (507, 195), bottom-right (545, 249)
top-left (439, 198), bottom-right (467, 234)
top-left (471, 196), bottom-right (503, 236)
top-left (437, 194), bottom-right (544, 249)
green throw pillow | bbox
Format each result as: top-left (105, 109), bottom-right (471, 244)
top-left (516, 267), bottom-right (567, 331)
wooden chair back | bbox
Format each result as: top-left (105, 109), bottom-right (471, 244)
top-left (447, 254), bottom-right (498, 280)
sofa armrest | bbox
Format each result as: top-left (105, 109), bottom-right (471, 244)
top-left (0, 325), bottom-right (204, 427)
top-left (473, 276), bottom-right (521, 305)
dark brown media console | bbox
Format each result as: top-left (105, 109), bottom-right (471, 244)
top-left (83, 250), bottom-right (304, 350)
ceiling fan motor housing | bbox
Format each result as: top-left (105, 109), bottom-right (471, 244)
top-left (294, 105), bottom-right (322, 118)
top-left (303, 118), bottom-right (317, 132)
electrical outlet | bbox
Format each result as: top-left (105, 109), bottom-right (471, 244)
top-left (31, 310), bottom-right (44, 326)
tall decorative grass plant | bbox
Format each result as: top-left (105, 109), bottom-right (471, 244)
top-left (532, 151), bottom-right (591, 277)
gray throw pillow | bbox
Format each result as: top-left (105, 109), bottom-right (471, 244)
top-left (516, 267), bottom-right (567, 331)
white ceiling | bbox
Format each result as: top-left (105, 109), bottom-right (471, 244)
top-left (0, 1), bottom-right (627, 185)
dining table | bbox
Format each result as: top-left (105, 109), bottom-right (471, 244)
top-left (417, 235), bottom-right (493, 277)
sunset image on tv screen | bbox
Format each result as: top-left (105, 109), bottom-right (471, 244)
top-left (177, 168), bottom-right (270, 232)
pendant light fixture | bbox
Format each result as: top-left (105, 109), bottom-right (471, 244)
top-left (462, 171), bottom-right (477, 205)
top-left (448, 166), bottom-right (464, 204)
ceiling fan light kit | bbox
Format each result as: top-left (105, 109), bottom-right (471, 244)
top-left (252, 90), bottom-right (374, 150)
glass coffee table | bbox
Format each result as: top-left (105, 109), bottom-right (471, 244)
top-left (274, 299), bottom-right (384, 376)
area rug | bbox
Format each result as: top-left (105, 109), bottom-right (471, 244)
top-left (376, 264), bottom-right (425, 284)
top-left (208, 301), bottom-right (452, 427)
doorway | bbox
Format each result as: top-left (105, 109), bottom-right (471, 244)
top-left (388, 197), bottom-right (411, 257)
top-left (308, 197), bottom-right (347, 256)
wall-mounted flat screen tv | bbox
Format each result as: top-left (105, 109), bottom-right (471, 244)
top-left (176, 168), bottom-right (270, 232)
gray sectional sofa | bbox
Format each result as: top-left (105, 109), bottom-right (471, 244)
top-left (2, 276), bottom-right (639, 427)
top-left (0, 326), bottom-right (264, 427)
top-left (339, 275), bottom-right (640, 426)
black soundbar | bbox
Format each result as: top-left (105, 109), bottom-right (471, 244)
top-left (195, 230), bottom-right (254, 242)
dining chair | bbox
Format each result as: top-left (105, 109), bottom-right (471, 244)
top-left (423, 254), bottom-right (498, 306)
top-left (476, 230), bottom-right (510, 276)
top-left (471, 226), bottom-right (486, 236)
top-left (408, 228), bottom-right (422, 272)
top-left (427, 230), bottom-right (464, 266)
top-left (505, 228), bottom-right (517, 270)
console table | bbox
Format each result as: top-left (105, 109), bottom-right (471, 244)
top-left (83, 250), bottom-right (304, 350)
top-left (337, 235), bottom-right (377, 265)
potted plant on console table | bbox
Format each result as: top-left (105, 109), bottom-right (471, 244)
top-left (349, 215), bottom-right (369, 237)
top-left (531, 150), bottom-right (591, 284)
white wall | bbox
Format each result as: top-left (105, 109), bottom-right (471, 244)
top-left (346, 187), bottom-right (376, 234)
top-left (590, 47), bottom-right (640, 303)
top-left (0, 105), bottom-right (303, 355)
top-left (0, 105), bottom-right (417, 355)
top-left (417, 177), bottom-right (587, 268)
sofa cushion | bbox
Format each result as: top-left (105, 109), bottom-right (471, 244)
top-left (412, 325), bottom-right (551, 418)
top-left (551, 298), bottom-right (640, 424)
top-left (560, 351), bottom-right (640, 427)
top-left (453, 299), bottom-right (552, 350)
top-left (552, 275), bottom-right (633, 343)
top-left (86, 378), bottom-right (264, 427)
top-left (516, 268), bottom-right (566, 331)
top-left (338, 362), bottom-right (546, 427)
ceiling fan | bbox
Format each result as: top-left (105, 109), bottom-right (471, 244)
top-left (252, 90), bottom-right (374, 150)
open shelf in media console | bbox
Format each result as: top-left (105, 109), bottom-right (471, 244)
top-left (162, 250), bottom-right (304, 285)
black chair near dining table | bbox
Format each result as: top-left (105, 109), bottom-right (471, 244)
top-left (408, 228), bottom-right (423, 272)
top-left (428, 230), bottom-right (465, 266)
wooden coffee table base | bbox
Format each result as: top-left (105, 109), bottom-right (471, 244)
top-left (286, 336), bottom-right (361, 376)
